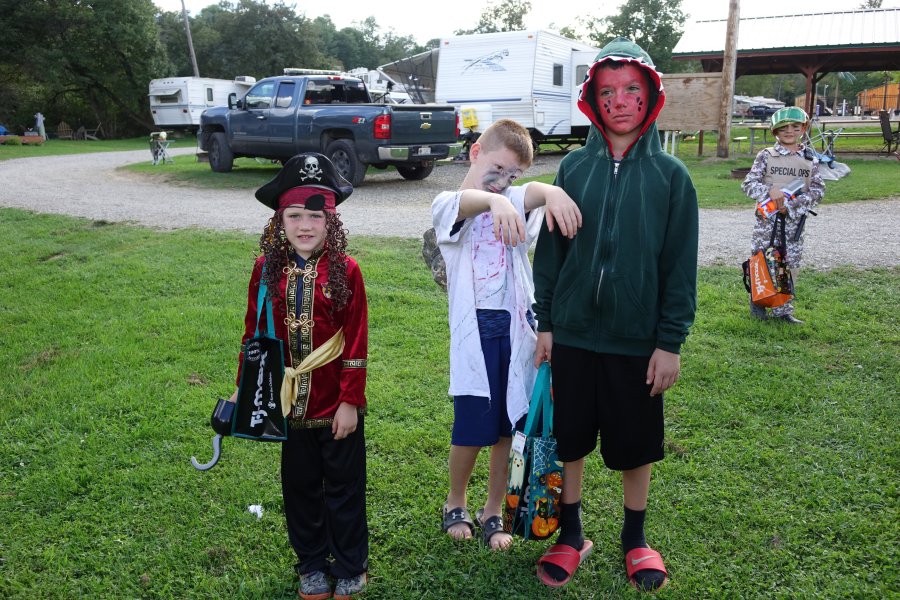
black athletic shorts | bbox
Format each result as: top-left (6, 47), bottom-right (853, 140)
top-left (550, 343), bottom-right (664, 470)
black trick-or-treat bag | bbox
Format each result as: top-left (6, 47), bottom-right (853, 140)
top-left (233, 281), bottom-right (288, 441)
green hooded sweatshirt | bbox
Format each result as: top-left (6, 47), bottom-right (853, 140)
top-left (532, 38), bottom-right (698, 357)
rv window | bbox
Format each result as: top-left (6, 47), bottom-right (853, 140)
top-left (244, 82), bottom-right (276, 110)
top-left (575, 65), bottom-right (590, 86)
top-left (157, 95), bottom-right (179, 104)
top-left (206, 87), bottom-right (214, 103)
top-left (553, 64), bottom-right (564, 87)
top-left (275, 82), bottom-right (296, 108)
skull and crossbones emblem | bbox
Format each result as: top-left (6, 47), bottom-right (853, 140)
top-left (299, 156), bottom-right (323, 181)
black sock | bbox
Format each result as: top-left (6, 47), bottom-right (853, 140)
top-left (622, 506), bottom-right (666, 591)
top-left (621, 506), bottom-right (647, 552)
top-left (542, 500), bottom-right (584, 582)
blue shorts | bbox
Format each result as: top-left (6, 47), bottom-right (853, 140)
top-left (451, 333), bottom-right (512, 447)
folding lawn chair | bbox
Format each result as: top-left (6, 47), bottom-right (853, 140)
top-left (150, 132), bottom-right (174, 165)
top-left (878, 110), bottom-right (900, 154)
top-left (804, 118), bottom-right (842, 168)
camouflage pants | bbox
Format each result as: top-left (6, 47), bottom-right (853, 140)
top-left (750, 215), bottom-right (806, 317)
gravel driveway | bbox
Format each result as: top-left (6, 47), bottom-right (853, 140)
top-left (2, 146), bottom-right (897, 269)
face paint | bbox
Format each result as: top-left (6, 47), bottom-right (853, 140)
top-left (481, 164), bottom-right (523, 194)
top-left (470, 146), bottom-right (527, 195)
top-left (592, 63), bottom-right (651, 138)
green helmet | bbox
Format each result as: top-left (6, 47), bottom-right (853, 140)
top-left (771, 107), bottom-right (809, 132)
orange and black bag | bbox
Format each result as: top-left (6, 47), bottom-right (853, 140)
top-left (743, 213), bottom-right (794, 308)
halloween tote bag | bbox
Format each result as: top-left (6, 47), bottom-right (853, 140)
top-left (743, 213), bottom-right (794, 308)
top-left (503, 362), bottom-right (563, 540)
top-left (233, 282), bottom-right (288, 441)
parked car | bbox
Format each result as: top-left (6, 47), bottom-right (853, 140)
top-left (749, 105), bottom-right (779, 120)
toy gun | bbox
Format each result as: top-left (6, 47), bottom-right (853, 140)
top-left (757, 178), bottom-right (805, 219)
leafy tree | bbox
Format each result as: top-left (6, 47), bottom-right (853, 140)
top-left (0, 0), bottom-right (460, 137)
top-left (457, 0), bottom-right (532, 35)
top-left (555, 26), bottom-right (581, 41)
top-left (327, 27), bottom-right (369, 71)
top-left (307, 14), bottom-right (425, 71)
top-left (585, 0), bottom-right (686, 74)
top-left (183, 0), bottom-right (325, 79)
top-left (0, 0), bottom-right (171, 135)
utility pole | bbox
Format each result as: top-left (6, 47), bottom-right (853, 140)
top-left (717, 0), bottom-right (740, 158)
top-left (181, 0), bottom-right (200, 77)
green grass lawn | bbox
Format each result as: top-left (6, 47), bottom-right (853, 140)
top-left (1, 208), bottom-right (897, 598)
top-left (0, 136), bottom-right (154, 158)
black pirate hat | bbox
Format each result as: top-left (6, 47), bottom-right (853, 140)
top-left (255, 152), bottom-right (353, 211)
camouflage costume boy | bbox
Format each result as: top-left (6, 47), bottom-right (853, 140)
top-left (742, 107), bottom-right (825, 322)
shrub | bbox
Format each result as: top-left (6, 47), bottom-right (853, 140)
top-left (2, 135), bottom-right (22, 145)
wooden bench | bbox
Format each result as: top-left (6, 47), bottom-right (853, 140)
top-left (84, 123), bottom-right (103, 141)
top-left (731, 136), bottom-right (748, 153)
top-left (56, 121), bottom-right (74, 140)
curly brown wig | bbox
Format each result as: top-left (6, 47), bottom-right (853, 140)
top-left (257, 211), bottom-right (352, 314)
top-left (323, 211), bottom-right (351, 312)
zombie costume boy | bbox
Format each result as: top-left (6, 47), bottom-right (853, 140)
top-left (235, 153), bottom-right (369, 599)
top-left (742, 106), bottom-right (825, 323)
top-left (432, 118), bottom-right (581, 551)
top-left (532, 38), bottom-right (698, 592)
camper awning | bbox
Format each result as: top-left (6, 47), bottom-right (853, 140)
top-left (148, 88), bottom-right (180, 96)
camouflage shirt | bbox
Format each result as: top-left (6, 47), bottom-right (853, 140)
top-left (742, 142), bottom-right (825, 269)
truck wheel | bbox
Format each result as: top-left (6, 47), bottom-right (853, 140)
top-left (396, 161), bottom-right (434, 181)
top-left (325, 140), bottom-right (366, 187)
top-left (209, 132), bottom-right (234, 173)
top-left (325, 140), bottom-right (365, 186)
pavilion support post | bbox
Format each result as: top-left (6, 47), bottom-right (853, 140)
top-left (717, 0), bottom-right (740, 158)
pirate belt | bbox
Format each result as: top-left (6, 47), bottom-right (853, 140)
top-left (279, 328), bottom-right (345, 417)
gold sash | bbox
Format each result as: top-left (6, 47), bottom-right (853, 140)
top-left (280, 328), bottom-right (345, 417)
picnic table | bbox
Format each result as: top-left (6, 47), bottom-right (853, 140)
top-left (747, 124), bottom-right (770, 154)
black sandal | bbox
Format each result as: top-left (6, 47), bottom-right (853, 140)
top-left (442, 505), bottom-right (475, 537)
top-left (475, 508), bottom-right (510, 548)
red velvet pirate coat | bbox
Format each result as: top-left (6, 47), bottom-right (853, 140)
top-left (236, 252), bottom-right (368, 427)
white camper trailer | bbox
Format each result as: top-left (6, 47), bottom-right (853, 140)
top-left (148, 76), bottom-right (256, 130)
top-left (435, 30), bottom-right (598, 148)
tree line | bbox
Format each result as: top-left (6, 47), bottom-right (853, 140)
top-left (0, 0), bottom-right (892, 137)
top-left (0, 0), bottom-right (692, 136)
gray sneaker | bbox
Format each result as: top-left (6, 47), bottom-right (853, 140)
top-left (749, 300), bottom-right (768, 320)
top-left (299, 570), bottom-right (331, 600)
top-left (334, 573), bottom-right (367, 599)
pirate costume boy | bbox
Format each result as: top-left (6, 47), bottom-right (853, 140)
top-left (236, 153), bottom-right (369, 599)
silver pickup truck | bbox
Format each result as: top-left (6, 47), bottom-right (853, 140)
top-left (199, 71), bottom-right (461, 186)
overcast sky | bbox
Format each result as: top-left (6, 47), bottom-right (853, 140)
top-left (154, 0), bottom-right (900, 46)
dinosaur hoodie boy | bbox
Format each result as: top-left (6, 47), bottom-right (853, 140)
top-left (531, 38), bottom-right (698, 592)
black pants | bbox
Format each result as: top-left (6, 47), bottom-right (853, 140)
top-left (281, 417), bottom-right (368, 579)
top-left (550, 345), bottom-right (664, 470)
